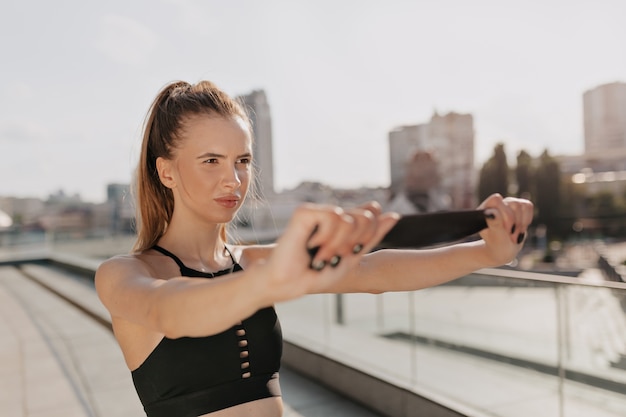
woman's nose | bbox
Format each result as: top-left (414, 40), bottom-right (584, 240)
top-left (222, 166), bottom-right (242, 188)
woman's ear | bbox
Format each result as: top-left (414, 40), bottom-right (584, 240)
top-left (156, 157), bottom-right (176, 189)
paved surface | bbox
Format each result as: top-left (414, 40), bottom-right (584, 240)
top-left (0, 263), bottom-right (383, 417)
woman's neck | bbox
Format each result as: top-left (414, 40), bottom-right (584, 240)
top-left (157, 217), bottom-right (229, 271)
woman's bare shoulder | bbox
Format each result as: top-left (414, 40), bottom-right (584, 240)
top-left (95, 252), bottom-right (158, 286)
top-left (98, 252), bottom-right (146, 271)
top-left (94, 251), bottom-right (166, 309)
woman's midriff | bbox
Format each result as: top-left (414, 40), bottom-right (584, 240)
top-left (199, 397), bottom-right (283, 417)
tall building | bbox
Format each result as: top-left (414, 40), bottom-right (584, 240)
top-left (583, 81), bottom-right (626, 153)
top-left (388, 124), bottom-right (430, 194)
top-left (388, 111), bottom-right (475, 209)
top-left (237, 90), bottom-right (275, 197)
top-left (429, 112), bottom-right (475, 208)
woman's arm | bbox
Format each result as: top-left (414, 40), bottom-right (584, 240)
top-left (95, 203), bottom-right (396, 338)
top-left (314, 194), bottom-right (534, 294)
top-left (95, 255), bottom-right (273, 338)
top-left (325, 240), bottom-right (504, 294)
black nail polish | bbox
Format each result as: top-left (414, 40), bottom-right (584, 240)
top-left (310, 259), bottom-right (326, 271)
top-left (511, 224), bottom-right (516, 234)
top-left (330, 255), bottom-right (341, 267)
top-left (352, 244), bottom-right (364, 254)
top-left (517, 233), bottom-right (525, 244)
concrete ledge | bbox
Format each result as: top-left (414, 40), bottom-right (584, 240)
top-left (282, 341), bottom-right (466, 417)
top-left (48, 252), bottom-right (103, 278)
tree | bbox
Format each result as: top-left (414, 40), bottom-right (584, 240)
top-left (534, 149), bottom-right (561, 237)
top-left (585, 191), bottom-right (626, 237)
top-left (515, 150), bottom-right (533, 199)
top-left (478, 143), bottom-right (509, 201)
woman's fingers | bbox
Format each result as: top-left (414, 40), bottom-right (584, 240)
top-left (342, 203), bottom-right (380, 252)
top-left (479, 193), bottom-right (534, 266)
top-left (360, 211), bottom-right (400, 252)
top-left (501, 196), bottom-right (534, 245)
top-left (288, 202), bottom-right (398, 271)
top-left (305, 207), bottom-right (354, 267)
top-left (480, 194), bottom-right (533, 245)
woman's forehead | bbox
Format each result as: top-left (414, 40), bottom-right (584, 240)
top-left (179, 115), bottom-right (252, 150)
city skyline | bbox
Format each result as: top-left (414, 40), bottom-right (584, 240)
top-left (1, 0), bottom-right (625, 203)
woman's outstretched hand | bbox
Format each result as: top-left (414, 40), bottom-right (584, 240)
top-left (253, 194), bottom-right (533, 306)
top-left (259, 201), bottom-right (399, 303)
top-left (478, 193), bottom-right (534, 267)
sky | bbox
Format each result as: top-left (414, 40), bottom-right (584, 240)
top-left (1, 0), bottom-right (625, 203)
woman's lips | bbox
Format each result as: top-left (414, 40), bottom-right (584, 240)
top-left (215, 196), bottom-right (240, 208)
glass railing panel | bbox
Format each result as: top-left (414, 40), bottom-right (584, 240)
top-left (277, 291), bottom-right (415, 385)
top-left (277, 269), bottom-right (626, 417)
top-left (328, 292), bottom-right (414, 384)
top-left (276, 293), bottom-right (331, 354)
top-left (560, 284), bottom-right (626, 417)
top-left (406, 273), bottom-right (562, 416)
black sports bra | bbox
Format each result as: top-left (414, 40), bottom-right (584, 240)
top-left (131, 245), bottom-right (283, 417)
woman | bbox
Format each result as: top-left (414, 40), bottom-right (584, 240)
top-left (95, 80), bottom-right (534, 417)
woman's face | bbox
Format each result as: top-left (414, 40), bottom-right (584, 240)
top-left (158, 114), bottom-right (253, 224)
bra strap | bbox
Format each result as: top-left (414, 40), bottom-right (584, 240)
top-left (224, 245), bottom-right (237, 264)
top-left (152, 245), bottom-right (187, 271)
top-left (152, 244), bottom-right (238, 270)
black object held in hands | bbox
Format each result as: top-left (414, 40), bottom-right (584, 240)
top-left (378, 209), bottom-right (491, 249)
top-left (307, 209), bottom-right (492, 269)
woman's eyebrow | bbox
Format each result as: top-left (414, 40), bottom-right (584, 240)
top-left (196, 152), bottom-right (252, 159)
top-left (196, 152), bottom-right (224, 159)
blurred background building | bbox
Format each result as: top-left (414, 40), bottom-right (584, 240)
top-left (557, 81), bottom-right (626, 217)
top-left (583, 81), bottom-right (626, 153)
top-left (388, 111), bottom-right (475, 212)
